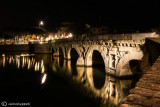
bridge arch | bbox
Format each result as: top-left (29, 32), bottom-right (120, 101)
top-left (67, 45), bottom-right (85, 66)
top-left (85, 45), bottom-right (109, 72)
top-left (52, 47), bottom-right (59, 56)
top-left (58, 47), bottom-right (65, 67)
top-left (67, 46), bottom-right (81, 60)
top-left (57, 46), bottom-right (66, 58)
top-left (116, 51), bottom-right (143, 76)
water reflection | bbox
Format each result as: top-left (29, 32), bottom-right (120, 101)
top-left (0, 53), bottom-right (133, 107)
top-left (0, 54), bottom-right (45, 73)
top-left (0, 53), bottom-right (48, 85)
top-left (41, 73), bottom-right (47, 84)
top-left (2, 54), bottom-right (5, 67)
top-left (52, 56), bottom-right (133, 107)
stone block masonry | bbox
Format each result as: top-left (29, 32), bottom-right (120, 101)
top-left (33, 43), bottom-right (50, 53)
top-left (121, 38), bottom-right (160, 107)
top-left (51, 32), bottom-right (159, 77)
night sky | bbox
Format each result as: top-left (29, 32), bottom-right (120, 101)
top-left (0, 0), bottom-right (160, 30)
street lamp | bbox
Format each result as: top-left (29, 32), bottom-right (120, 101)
top-left (68, 33), bottom-right (73, 37)
top-left (39, 21), bottom-right (44, 27)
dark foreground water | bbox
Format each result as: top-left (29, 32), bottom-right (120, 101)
top-left (0, 53), bottom-right (137, 107)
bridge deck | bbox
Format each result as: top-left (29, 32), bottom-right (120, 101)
top-left (121, 38), bottom-right (160, 107)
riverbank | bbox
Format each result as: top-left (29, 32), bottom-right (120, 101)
top-left (0, 44), bottom-right (29, 52)
top-left (0, 43), bottom-right (51, 54)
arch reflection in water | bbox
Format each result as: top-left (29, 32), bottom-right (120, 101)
top-left (92, 67), bottom-right (106, 89)
top-left (78, 67), bottom-right (132, 106)
top-left (52, 58), bottom-right (133, 106)
top-left (52, 57), bottom-right (73, 75)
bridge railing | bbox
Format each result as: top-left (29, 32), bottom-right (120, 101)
top-left (53, 32), bottom-right (159, 43)
top-left (83, 32), bottom-right (159, 40)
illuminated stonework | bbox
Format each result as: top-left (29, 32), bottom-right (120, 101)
top-left (51, 33), bottom-right (159, 77)
top-left (51, 57), bottom-right (133, 106)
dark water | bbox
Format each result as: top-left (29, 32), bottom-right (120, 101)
top-left (0, 53), bottom-right (136, 107)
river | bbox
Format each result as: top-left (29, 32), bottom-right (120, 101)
top-left (0, 53), bottom-right (138, 107)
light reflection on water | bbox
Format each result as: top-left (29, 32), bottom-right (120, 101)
top-left (0, 53), bottom-right (47, 85)
top-left (0, 53), bottom-right (133, 107)
top-left (51, 57), bottom-right (133, 107)
top-left (1, 53), bottom-right (45, 74)
top-left (41, 73), bottom-right (47, 84)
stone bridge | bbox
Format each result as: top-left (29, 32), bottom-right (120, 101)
top-left (50, 33), bottom-right (159, 77)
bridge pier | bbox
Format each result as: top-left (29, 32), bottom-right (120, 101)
top-left (76, 57), bottom-right (85, 66)
top-left (53, 52), bottom-right (59, 57)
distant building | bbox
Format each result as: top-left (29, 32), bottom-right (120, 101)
top-left (151, 28), bottom-right (160, 34)
top-left (57, 22), bottom-right (76, 37)
top-left (85, 24), bottom-right (109, 35)
top-left (55, 21), bottom-right (86, 39)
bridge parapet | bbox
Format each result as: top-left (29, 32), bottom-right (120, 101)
top-left (83, 32), bottom-right (158, 40)
top-left (54, 32), bottom-right (159, 41)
